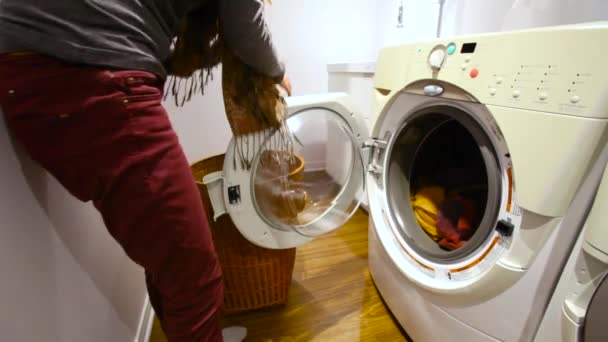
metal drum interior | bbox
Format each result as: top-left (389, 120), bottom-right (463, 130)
top-left (386, 105), bottom-right (502, 263)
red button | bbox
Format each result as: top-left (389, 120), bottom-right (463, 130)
top-left (470, 68), bottom-right (479, 78)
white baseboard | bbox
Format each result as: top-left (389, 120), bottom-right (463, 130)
top-left (306, 160), bottom-right (326, 172)
top-left (134, 296), bottom-right (155, 342)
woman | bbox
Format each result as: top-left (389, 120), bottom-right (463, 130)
top-left (0, 0), bottom-right (291, 341)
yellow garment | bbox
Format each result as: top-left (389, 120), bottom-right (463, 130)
top-left (411, 186), bottom-right (446, 240)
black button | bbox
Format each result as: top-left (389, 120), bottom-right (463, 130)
top-left (228, 185), bottom-right (241, 205)
top-left (496, 219), bottom-right (515, 237)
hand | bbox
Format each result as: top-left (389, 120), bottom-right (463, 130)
top-left (279, 74), bottom-right (292, 96)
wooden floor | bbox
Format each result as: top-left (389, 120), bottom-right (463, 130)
top-left (150, 210), bottom-right (410, 342)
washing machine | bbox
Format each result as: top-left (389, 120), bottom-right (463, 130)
top-left (366, 22), bottom-right (608, 341)
top-left (203, 22), bottom-right (608, 341)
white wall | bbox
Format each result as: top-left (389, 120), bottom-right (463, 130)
top-left (440, 0), bottom-right (608, 37)
top-left (0, 117), bottom-right (147, 342)
top-left (266, 0), bottom-right (378, 95)
top-left (375, 0), bottom-right (440, 50)
top-left (165, 66), bottom-right (231, 164)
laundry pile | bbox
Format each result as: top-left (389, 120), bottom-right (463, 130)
top-left (411, 173), bottom-right (484, 251)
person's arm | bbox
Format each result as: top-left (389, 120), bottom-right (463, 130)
top-left (220, 0), bottom-right (284, 81)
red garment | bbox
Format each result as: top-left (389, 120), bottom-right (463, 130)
top-left (0, 54), bottom-right (223, 341)
top-left (436, 196), bottom-right (476, 251)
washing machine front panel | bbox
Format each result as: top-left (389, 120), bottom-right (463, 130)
top-left (374, 24), bottom-right (608, 218)
top-left (368, 220), bottom-right (503, 342)
top-left (367, 86), bottom-right (523, 291)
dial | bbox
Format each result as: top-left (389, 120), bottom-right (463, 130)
top-left (428, 46), bottom-right (446, 70)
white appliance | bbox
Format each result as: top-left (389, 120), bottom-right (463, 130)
top-left (535, 156), bottom-right (608, 342)
top-left (203, 23), bottom-right (608, 341)
top-left (367, 22), bottom-right (608, 342)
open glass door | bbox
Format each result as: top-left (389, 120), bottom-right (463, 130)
top-left (204, 93), bottom-right (368, 249)
top-left (252, 104), bottom-right (366, 237)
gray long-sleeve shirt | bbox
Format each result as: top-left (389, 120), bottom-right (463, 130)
top-left (0, 0), bottom-right (284, 80)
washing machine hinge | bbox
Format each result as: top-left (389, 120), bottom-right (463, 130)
top-left (363, 138), bottom-right (388, 176)
top-left (368, 163), bottom-right (382, 175)
top-left (362, 138), bottom-right (387, 150)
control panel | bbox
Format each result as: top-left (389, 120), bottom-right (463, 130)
top-left (388, 23), bottom-right (608, 119)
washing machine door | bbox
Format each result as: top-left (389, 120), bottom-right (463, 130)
top-left (204, 93), bottom-right (369, 249)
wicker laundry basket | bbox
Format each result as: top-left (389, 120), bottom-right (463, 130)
top-left (191, 154), bottom-right (297, 315)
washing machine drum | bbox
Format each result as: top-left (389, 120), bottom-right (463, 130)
top-left (385, 105), bottom-right (503, 263)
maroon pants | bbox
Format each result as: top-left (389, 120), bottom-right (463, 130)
top-left (0, 54), bottom-right (223, 341)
